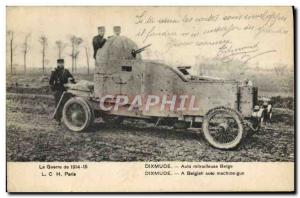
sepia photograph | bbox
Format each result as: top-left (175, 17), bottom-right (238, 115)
top-left (6, 6), bottom-right (295, 192)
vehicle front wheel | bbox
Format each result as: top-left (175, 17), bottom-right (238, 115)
top-left (62, 97), bottom-right (94, 132)
top-left (202, 107), bottom-right (245, 150)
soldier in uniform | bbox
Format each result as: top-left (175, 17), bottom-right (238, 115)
top-left (49, 59), bottom-right (75, 122)
top-left (113, 26), bottom-right (121, 36)
top-left (92, 26), bottom-right (106, 59)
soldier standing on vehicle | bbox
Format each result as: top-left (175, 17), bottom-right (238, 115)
top-left (49, 59), bottom-right (75, 121)
top-left (92, 26), bottom-right (106, 59)
top-left (113, 26), bottom-right (121, 36)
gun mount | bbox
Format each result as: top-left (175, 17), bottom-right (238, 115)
top-left (131, 44), bottom-right (152, 58)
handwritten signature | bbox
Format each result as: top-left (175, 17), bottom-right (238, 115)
top-left (214, 42), bottom-right (276, 64)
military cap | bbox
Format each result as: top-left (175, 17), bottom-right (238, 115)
top-left (98, 26), bottom-right (105, 30)
top-left (57, 59), bottom-right (64, 63)
top-left (113, 26), bottom-right (121, 31)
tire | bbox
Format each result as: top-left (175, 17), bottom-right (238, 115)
top-left (202, 107), bottom-right (245, 150)
top-left (62, 97), bottom-right (95, 132)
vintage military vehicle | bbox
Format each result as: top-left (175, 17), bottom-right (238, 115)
top-left (53, 35), bottom-right (268, 150)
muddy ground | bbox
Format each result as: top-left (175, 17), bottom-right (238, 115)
top-left (6, 87), bottom-right (294, 162)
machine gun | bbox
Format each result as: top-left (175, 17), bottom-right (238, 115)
top-left (131, 44), bottom-right (152, 58)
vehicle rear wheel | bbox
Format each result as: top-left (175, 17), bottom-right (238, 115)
top-left (62, 97), bottom-right (94, 132)
top-left (202, 107), bottom-right (245, 149)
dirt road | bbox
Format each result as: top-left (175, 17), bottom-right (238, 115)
top-left (6, 91), bottom-right (294, 162)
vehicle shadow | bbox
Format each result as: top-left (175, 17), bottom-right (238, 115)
top-left (89, 120), bottom-right (203, 142)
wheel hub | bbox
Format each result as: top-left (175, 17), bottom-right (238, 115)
top-left (218, 123), bottom-right (229, 132)
top-left (71, 111), bottom-right (81, 122)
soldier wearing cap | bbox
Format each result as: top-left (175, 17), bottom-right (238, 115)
top-left (92, 26), bottom-right (107, 59)
top-left (113, 26), bottom-right (121, 36)
top-left (49, 59), bottom-right (75, 121)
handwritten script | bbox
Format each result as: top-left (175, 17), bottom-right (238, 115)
top-left (133, 9), bottom-right (289, 64)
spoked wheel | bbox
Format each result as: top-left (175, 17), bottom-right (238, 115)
top-left (62, 97), bottom-right (94, 132)
top-left (202, 107), bottom-right (245, 149)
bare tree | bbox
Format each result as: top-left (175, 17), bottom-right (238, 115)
top-left (70, 35), bottom-right (83, 73)
top-left (7, 30), bottom-right (17, 75)
top-left (55, 40), bottom-right (67, 59)
top-left (22, 33), bottom-right (31, 73)
top-left (39, 35), bottom-right (48, 73)
top-left (84, 45), bottom-right (91, 74)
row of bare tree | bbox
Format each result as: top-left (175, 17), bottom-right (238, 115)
top-left (7, 30), bottom-right (91, 75)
